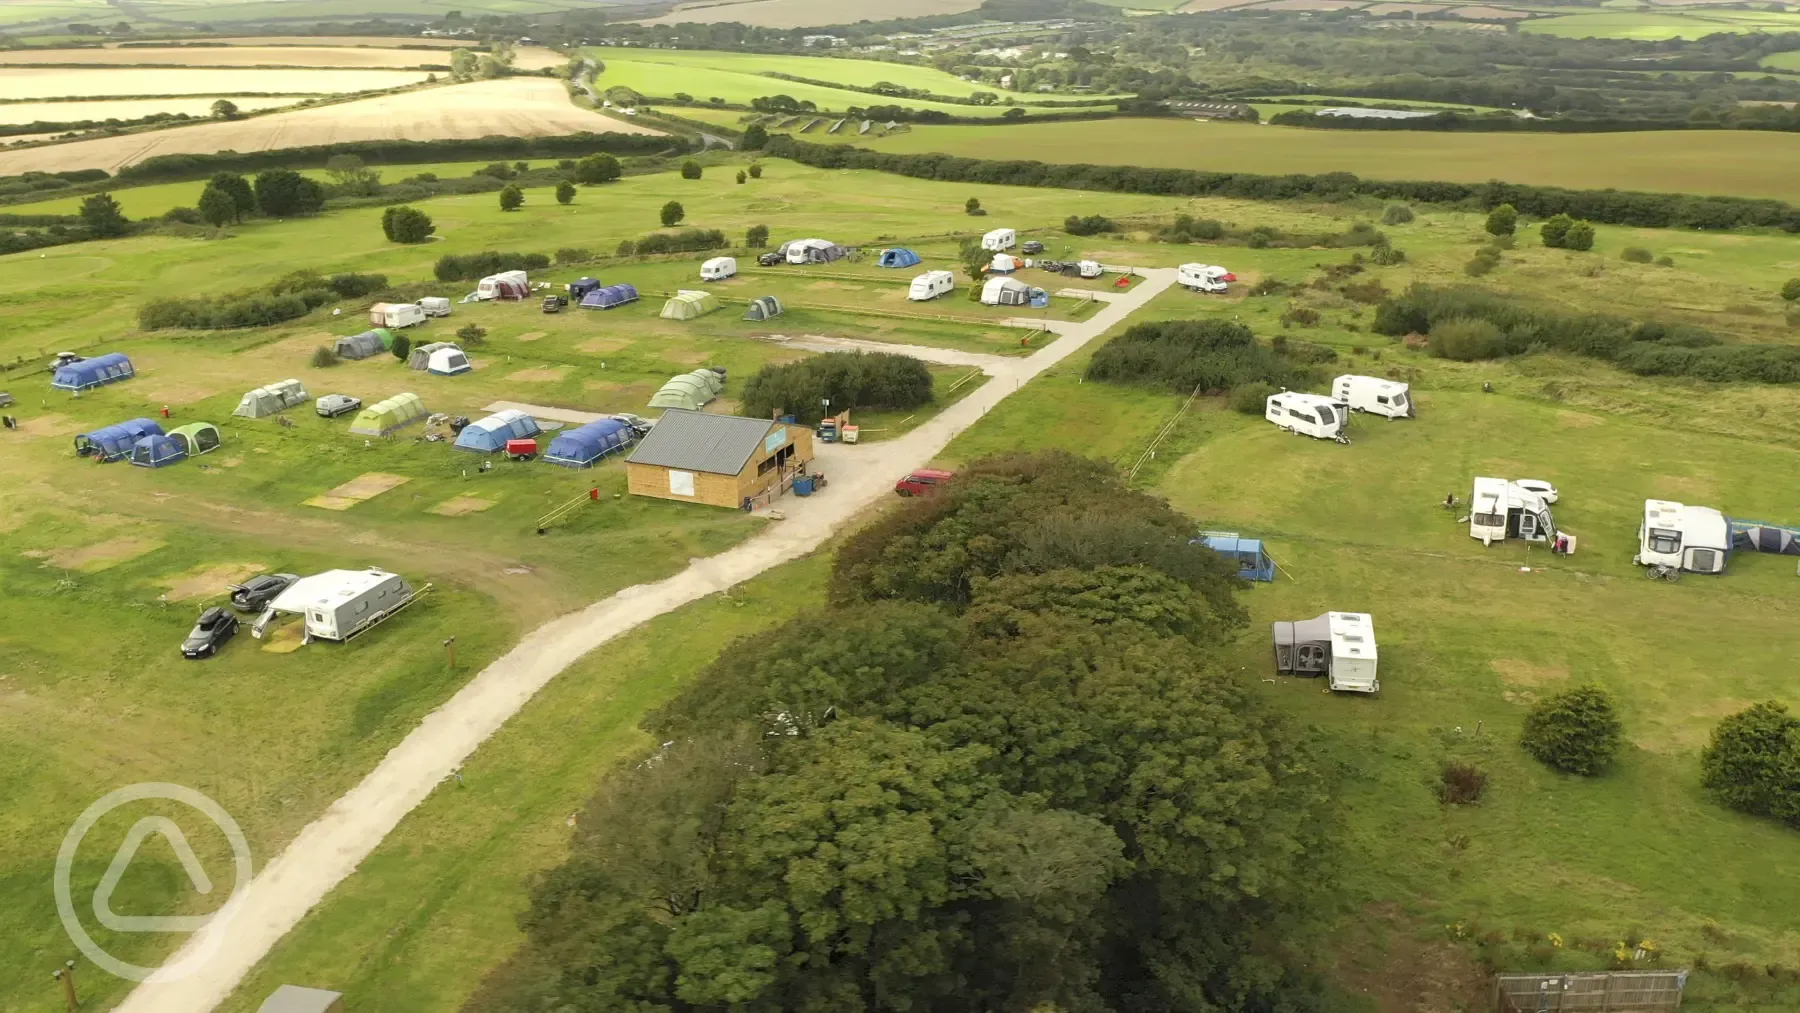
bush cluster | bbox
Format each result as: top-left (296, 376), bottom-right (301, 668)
top-left (1155, 213), bottom-right (1386, 250)
top-left (1086, 319), bottom-right (1325, 396)
top-left (616, 228), bottom-right (727, 257)
top-left (1064, 213), bottom-right (1115, 235)
top-left (433, 250), bottom-right (551, 282)
top-left (1521, 685), bottom-right (1625, 776)
top-left (739, 351), bottom-right (933, 424)
top-left (1542, 213), bottom-right (1596, 251)
top-left (139, 269), bottom-right (387, 330)
top-left (1700, 702), bottom-right (1800, 828)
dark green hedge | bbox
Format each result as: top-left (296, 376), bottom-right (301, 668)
top-left (1085, 319), bottom-right (1326, 395)
top-left (739, 351), bottom-right (933, 424)
top-left (115, 132), bottom-right (688, 183)
top-left (433, 251), bottom-right (551, 282)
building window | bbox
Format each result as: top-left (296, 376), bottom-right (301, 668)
top-left (668, 470), bottom-right (696, 497)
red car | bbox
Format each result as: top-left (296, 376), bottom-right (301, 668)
top-left (895, 468), bottom-right (954, 497)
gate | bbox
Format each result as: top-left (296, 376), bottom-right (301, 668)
top-left (1494, 971), bottom-right (1685, 1013)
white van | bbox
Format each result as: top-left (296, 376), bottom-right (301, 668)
top-left (1265, 391), bottom-right (1349, 443)
top-left (981, 227), bottom-right (1017, 252)
top-left (700, 256), bottom-right (737, 282)
top-left (1636, 499), bottom-right (1731, 574)
top-left (369, 302), bottom-right (426, 328)
top-left (1177, 263), bottom-right (1231, 293)
top-left (1077, 260), bottom-right (1102, 279)
top-left (417, 296), bottom-right (452, 318)
top-left (1332, 374), bottom-right (1413, 419)
top-left (908, 270), bottom-right (955, 301)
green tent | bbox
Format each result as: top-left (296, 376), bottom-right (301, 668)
top-left (168, 421), bottom-right (222, 456)
top-left (348, 392), bottom-right (427, 436)
top-left (659, 290), bottom-right (721, 321)
top-left (648, 374), bottom-right (716, 412)
top-left (742, 296), bottom-right (783, 322)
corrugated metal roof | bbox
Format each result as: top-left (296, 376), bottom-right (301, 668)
top-left (629, 409), bottom-right (781, 476)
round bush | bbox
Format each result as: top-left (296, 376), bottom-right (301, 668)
top-left (1427, 317), bottom-right (1507, 361)
top-left (1521, 684), bottom-right (1624, 776)
top-left (1621, 247), bottom-right (1653, 264)
top-left (1230, 381), bottom-right (1277, 415)
top-left (1380, 204), bottom-right (1414, 226)
top-left (1700, 701), bottom-right (1800, 827)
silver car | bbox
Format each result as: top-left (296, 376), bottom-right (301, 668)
top-left (316, 394), bottom-right (362, 418)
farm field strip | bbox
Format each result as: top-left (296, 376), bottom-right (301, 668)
top-left (0, 45), bottom-right (458, 67)
top-left (0, 66), bottom-right (431, 100)
top-left (627, 0), bottom-right (982, 27)
top-left (590, 47), bottom-right (1129, 102)
top-left (1520, 7), bottom-right (1800, 35)
top-left (0, 96), bottom-right (300, 125)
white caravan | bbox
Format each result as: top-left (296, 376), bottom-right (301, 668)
top-left (1469, 477), bottom-right (1558, 547)
top-left (908, 270), bottom-right (955, 301)
top-left (1333, 374), bottom-right (1414, 419)
top-left (417, 296), bottom-right (452, 318)
top-left (981, 227), bottom-right (1017, 252)
top-left (700, 256), bottom-right (738, 281)
top-left (369, 301), bottom-right (426, 329)
top-left (1265, 390), bottom-right (1350, 443)
top-left (1077, 260), bottom-right (1102, 279)
top-left (1271, 611), bottom-right (1380, 693)
top-left (1636, 499), bottom-right (1731, 574)
top-left (1177, 263), bottom-right (1232, 293)
top-left (252, 568), bottom-right (418, 644)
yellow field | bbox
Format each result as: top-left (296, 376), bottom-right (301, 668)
top-left (0, 78), bottom-right (655, 174)
top-left (631, 0), bottom-right (978, 26)
top-left (0, 66), bottom-right (430, 99)
top-left (130, 35), bottom-right (466, 47)
top-left (0, 96), bottom-right (297, 125)
top-left (0, 45), bottom-right (450, 68)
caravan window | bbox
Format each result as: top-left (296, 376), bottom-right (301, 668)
top-left (1287, 409), bottom-right (1310, 422)
top-left (1375, 395), bottom-right (1389, 405)
top-left (1647, 528), bottom-right (1681, 554)
top-left (1315, 407), bottom-right (1337, 426)
top-left (1472, 512), bottom-right (1504, 529)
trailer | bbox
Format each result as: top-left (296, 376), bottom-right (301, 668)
top-left (1272, 612), bottom-right (1379, 693)
top-left (1636, 499), bottom-right (1730, 575)
top-left (908, 270), bottom-right (955, 301)
top-left (981, 227), bottom-right (1017, 252)
top-left (251, 568), bottom-right (420, 645)
top-left (369, 302), bottom-right (426, 328)
top-left (1333, 374), bottom-right (1414, 419)
top-left (1265, 390), bottom-right (1349, 443)
top-left (1469, 477), bottom-right (1559, 547)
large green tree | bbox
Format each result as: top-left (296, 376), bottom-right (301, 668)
top-left (207, 171), bottom-right (255, 221)
top-left (78, 192), bottom-right (129, 237)
top-left (252, 169), bottom-right (324, 216)
top-left (197, 184), bottom-right (237, 228)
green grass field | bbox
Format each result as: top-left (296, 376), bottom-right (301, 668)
top-left (1765, 50), bottom-right (1800, 72)
top-left (1521, 7), bottom-right (1800, 37)
top-left (839, 118), bottom-right (1800, 203)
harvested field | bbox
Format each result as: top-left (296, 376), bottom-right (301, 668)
top-left (1239, 0), bottom-right (1368, 9)
top-left (0, 46), bottom-right (451, 68)
top-left (0, 96), bottom-right (297, 125)
top-left (304, 472), bottom-right (409, 511)
top-left (139, 35), bottom-right (466, 47)
top-left (1446, 4), bottom-right (1532, 17)
top-left (0, 67), bottom-right (427, 100)
top-left (1362, 2), bottom-right (1446, 11)
top-left (632, 0), bottom-right (979, 26)
top-left (0, 77), bottom-right (658, 175)
top-left (1177, 0), bottom-right (1262, 9)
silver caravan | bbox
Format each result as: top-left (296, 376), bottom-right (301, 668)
top-left (252, 568), bottom-right (418, 644)
top-left (1332, 374), bottom-right (1414, 419)
top-left (1272, 611), bottom-right (1379, 693)
top-left (1468, 477), bottom-right (1558, 547)
top-left (1636, 499), bottom-right (1730, 574)
top-left (1265, 390), bottom-right (1349, 443)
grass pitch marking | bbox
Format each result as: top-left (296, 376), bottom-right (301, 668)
top-left (304, 472), bottom-right (410, 511)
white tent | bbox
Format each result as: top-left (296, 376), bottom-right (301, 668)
top-left (980, 276), bottom-right (1030, 306)
top-left (989, 253), bottom-right (1022, 274)
top-left (427, 347), bottom-right (472, 376)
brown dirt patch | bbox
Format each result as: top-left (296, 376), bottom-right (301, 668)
top-left (304, 471), bottom-right (409, 510)
top-left (36, 536), bottom-right (163, 572)
top-left (1492, 658), bottom-right (1569, 687)
top-left (429, 495), bottom-right (497, 517)
top-left (259, 619), bottom-right (306, 653)
top-left (806, 280), bottom-right (866, 291)
top-left (515, 331), bottom-right (547, 343)
top-left (579, 336), bottom-right (634, 354)
top-left (162, 562), bottom-right (266, 601)
top-left (506, 366), bottom-right (568, 382)
top-left (16, 412), bottom-right (79, 437)
top-left (1333, 903), bottom-right (1491, 1013)
top-left (215, 457), bottom-right (243, 468)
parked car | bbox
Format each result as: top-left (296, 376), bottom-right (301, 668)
top-left (757, 251), bottom-right (784, 267)
top-left (1513, 479), bottom-right (1560, 504)
top-left (542, 294), bottom-right (567, 313)
top-left (611, 412), bottom-right (653, 433)
top-left (1021, 240), bottom-right (1045, 255)
top-left (895, 468), bottom-right (955, 497)
top-left (49, 351), bottom-right (83, 372)
top-left (229, 572), bottom-right (299, 611)
top-left (316, 394), bottom-right (362, 418)
top-left (0, 391), bottom-right (14, 408)
top-left (181, 607), bottom-right (239, 659)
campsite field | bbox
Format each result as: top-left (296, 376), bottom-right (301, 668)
top-left (843, 118), bottom-right (1800, 204)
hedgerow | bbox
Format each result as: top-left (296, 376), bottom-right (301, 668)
top-left (739, 351), bottom-right (933, 424)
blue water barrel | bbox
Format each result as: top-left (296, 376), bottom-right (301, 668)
top-left (792, 476), bottom-right (815, 497)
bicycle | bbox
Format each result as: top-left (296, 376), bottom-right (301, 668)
top-left (1645, 564), bottom-right (1681, 583)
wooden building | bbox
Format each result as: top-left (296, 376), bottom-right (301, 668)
top-left (626, 409), bottom-right (814, 509)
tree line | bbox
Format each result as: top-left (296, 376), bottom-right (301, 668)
top-left (139, 269), bottom-right (386, 331)
top-left (112, 131), bottom-right (686, 183)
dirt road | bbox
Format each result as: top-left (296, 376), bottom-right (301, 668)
top-left (111, 268), bottom-right (1176, 1013)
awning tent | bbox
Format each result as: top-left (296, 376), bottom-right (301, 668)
top-left (233, 379), bottom-right (308, 418)
top-left (877, 248), bottom-right (922, 269)
top-left (454, 409), bottom-right (541, 452)
top-left (426, 348), bottom-right (471, 376)
top-left (348, 393), bottom-right (427, 437)
top-left (743, 295), bottom-right (784, 321)
top-left (649, 373), bottom-right (716, 412)
top-left (981, 276), bottom-right (1030, 306)
top-left (333, 329), bottom-right (390, 360)
top-left (168, 422), bottom-right (222, 457)
top-left (545, 418), bottom-right (635, 468)
top-left (660, 290), bottom-right (721, 320)
top-left (1272, 614), bottom-right (1333, 676)
top-left (407, 341), bottom-right (460, 371)
top-left (580, 283), bottom-right (638, 310)
top-left (130, 433), bottom-right (188, 468)
top-left (1197, 532), bottom-right (1276, 581)
top-left (51, 352), bottom-right (134, 391)
top-left (75, 418), bottom-right (162, 461)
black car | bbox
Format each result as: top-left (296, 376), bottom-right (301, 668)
top-left (229, 572), bottom-right (298, 611)
top-left (542, 294), bottom-right (567, 313)
top-left (1021, 240), bottom-right (1045, 255)
top-left (182, 607), bottom-right (239, 659)
top-left (757, 251), bottom-right (784, 267)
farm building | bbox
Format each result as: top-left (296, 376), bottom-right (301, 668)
top-left (454, 409), bottom-right (541, 453)
top-left (545, 418), bottom-right (636, 468)
top-left (406, 341), bottom-right (460, 370)
top-left (878, 248), bottom-right (922, 268)
top-left (348, 393), bottom-right (427, 437)
top-left (580, 283), bottom-right (639, 310)
top-left (167, 422), bottom-right (222, 457)
top-left (649, 368), bottom-right (725, 412)
top-left (233, 379), bottom-right (308, 418)
top-left (743, 295), bottom-right (784, 321)
top-left (251, 568), bottom-right (416, 644)
top-left (981, 276), bottom-right (1030, 306)
top-left (476, 271), bottom-right (529, 300)
top-left (626, 409), bottom-right (814, 509)
top-left (660, 290), bottom-right (721, 320)
top-left (426, 347), bottom-right (472, 376)
top-left (334, 329), bottom-right (393, 361)
top-left (129, 433), bottom-right (188, 469)
top-left (51, 352), bottom-right (134, 391)
top-left (1197, 532), bottom-right (1276, 581)
top-left (74, 418), bottom-right (162, 461)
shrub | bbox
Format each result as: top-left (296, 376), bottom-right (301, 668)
top-left (475, 161), bottom-right (515, 180)
top-left (1541, 213), bottom-right (1574, 248)
top-left (381, 205), bottom-right (434, 243)
top-left (1341, 279), bottom-right (1389, 305)
top-left (741, 123), bottom-right (769, 150)
top-left (1369, 242), bottom-right (1407, 266)
top-left (1280, 306), bottom-right (1321, 328)
top-left (1086, 319), bottom-right (1321, 395)
top-left (574, 153), bottom-right (621, 184)
top-left (1229, 381), bottom-right (1277, 414)
top-left (748, 163), bottom-right (762, 179)
top-left (310, 345), bottom-right (339, 367)
top-left (1699, 701), bottom-right (1800, 828)
top-left (432, 250), bottom-right (550, 282)
top-left (1381, 204), bottom-right (1415, 225)
top-left (1485, 203), bottom-right (1517, 237)
top-left (499, 184), bottom-right (524, 211)
top-left (1655, 256), bottom-right (1675, 267)
top-left (1438, 762), bottom-right (1488, 805)
top-left (1782, 278), bottom-right (1800, 302)
top-left (739, 351), bottom-right (934, 423)
top-left (746, 223), bottom-right (769, 248)
top-left (161, 206), bottom-right (204, 225)
top-left (1622, 247), bottom-right (1653, 264)
top-left (555, 180), bottom-right (576, 204)
top-left (456, 323), bottom-right (488, 345)
top-left (630, 228), bottom-right (727, 255)
top-left (1521, 685), bottom-right (1624, 776)
top-left (198, 185), bottom-right (237, 228)
top-left (736, 170), bottom-right (747, 185)
top-left (1428, 317), bottom-right (1507, 361)
top-left (1564, 221), bottom-right (1596, 252)
top-left (391, 333), bottom-right (411, 360)
top-left (660, 200), bottom-right (685, 227)
top-left (1064, 213), bottom-right (1114, 236)
top-left (964, 196), bottom-right (982, 215)
top-left (680, 160), bottom-right (702, 179)
top-left (251, 169), bottom-right (323, 216)
top-left (555, 246), bottom-right (591, 265)
top-left (1464, 247), bottom-right (1501, 277)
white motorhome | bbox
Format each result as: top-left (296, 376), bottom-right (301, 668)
top-left (1177, 263), bottom-right (1232, 293)
top-left (1265, 390), bottom-right (1349, 443)
top-left (908, 270), bottom-right (955, 301)
top-left (1077, 260), bottom-right (1102, 279)
top-left (1272, 611), bottom-right (1379, 693)
top-left (369, 302), bottom-right (426, 329)
top-left (1333, 374), bottom-right (1413, 419)
top-left (1469, 477), bottom-right (1558, 547)
top-left (417, 296), bottom-right (452, 318)
top-left (1636, 499), bottom-right (1731, 574)
top-left (252, 568), bottom-right (418, 644)
top-left (981, 227), bottom-right (1017, 252)
top-left (700, 256), bottom-right (738, 281)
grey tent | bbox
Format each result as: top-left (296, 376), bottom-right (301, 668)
top-left (1732, 520), bottom-right (1800, 556)
top-left (407, 341), bottom-right (461, 371)
top-left (233, 379), bottom-right (308, 419)
top-left (333, 329), bottom-right (386, 360)
top-left (1271, 615), bottom-right (1332, 677)
top-left (742, 295), bottom-right (784, 322)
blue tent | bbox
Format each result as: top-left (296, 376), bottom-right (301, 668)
top-left (453, 409), bottom-right (541, 452)
top-left (1196, 532), bottom-right (1276, 582)
top-left (129, 433), bottom-right (188, 468)
top-left (569, 277), bottom-right (601, 299)
top-left (51, 352), bottom-right (134, 391)
top-left (580, 283), bottom-right (639, 310)
top-left (74, 418), bottom-right (163, 461)
top-left (1028, 287), bottom-right (1050, 309)
top-left (544, 418), bottom-right (634, 468)
top-left (878, 248), bottom-right (922, 269)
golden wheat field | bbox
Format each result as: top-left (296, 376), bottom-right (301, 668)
top-left (0, 45), bottom-right (451, 67)
top-left (0, 96), bottom-right (298, 125)
top-left (0, 66), bottom-right (432, 99)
